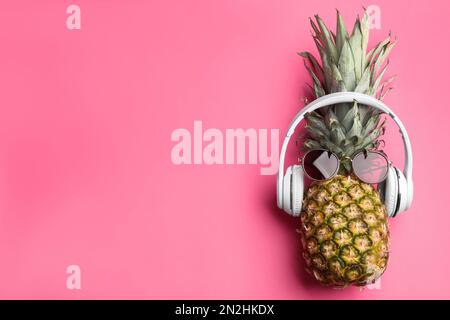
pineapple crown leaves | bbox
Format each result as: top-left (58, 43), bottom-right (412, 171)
top-left (303, 100), bottom-right (385, 155)
top-left (299, 10), bottom-right (396, 99)
top-left (298, 10), bottom-right (393, 174)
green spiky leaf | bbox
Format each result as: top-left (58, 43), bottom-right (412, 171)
top-left (336, 10), bottom-right (349, 55)
top-left (338, 40), bottom-right (357, 90)
top-left (315, 15), bottom-right (338, 64)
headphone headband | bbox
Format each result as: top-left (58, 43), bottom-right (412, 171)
top-left (277, 92), bottom-right (413, 210)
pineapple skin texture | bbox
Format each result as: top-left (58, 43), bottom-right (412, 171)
top-left (300, 175), bottom-right (389, 287)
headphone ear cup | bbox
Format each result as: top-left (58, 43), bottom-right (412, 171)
top-left (395, 168), bottom-right (408, 215)
top-left (282, 166), bottom-right (294, 215)
top-left (291, 165), bottom-right (304, 216)
top-left (383, 167), bottom-right (398, 218)
top-left (282, 166), bottom-right (304, 216)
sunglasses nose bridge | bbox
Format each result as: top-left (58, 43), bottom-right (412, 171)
top-left (342, 155), bottom-right (352, 162)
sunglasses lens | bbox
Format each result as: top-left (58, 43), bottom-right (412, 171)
top-left (303, 150), bottom-right (339, 180)
top-left (352, 152), bottom-right (389, 184)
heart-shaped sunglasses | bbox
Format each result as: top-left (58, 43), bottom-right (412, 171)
top-left (301, 149), bottom-right (391, 184)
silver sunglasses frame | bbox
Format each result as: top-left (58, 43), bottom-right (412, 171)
top-left (300, 148), bottom-right (391, 184)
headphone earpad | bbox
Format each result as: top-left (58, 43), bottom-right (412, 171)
top-left (383, 167), bottom-right (398, 217)
top-left (396, 168), bottom-right (408, 216)
top-left (282, 165), bottom-right (304, 216)
top-left (291, 165), bottom-right (304, 216)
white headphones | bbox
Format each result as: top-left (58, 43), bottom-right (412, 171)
top-left (277, 92), bottom-right (413, 218)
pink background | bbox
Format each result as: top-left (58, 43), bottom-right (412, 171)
top-left (0, 0), bottom-right (449, 299)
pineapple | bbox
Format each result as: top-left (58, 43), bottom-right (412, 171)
top-left (298, 10), bottom-right (395, 287)
top-left (301, 175), bottom-right (389, 286)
